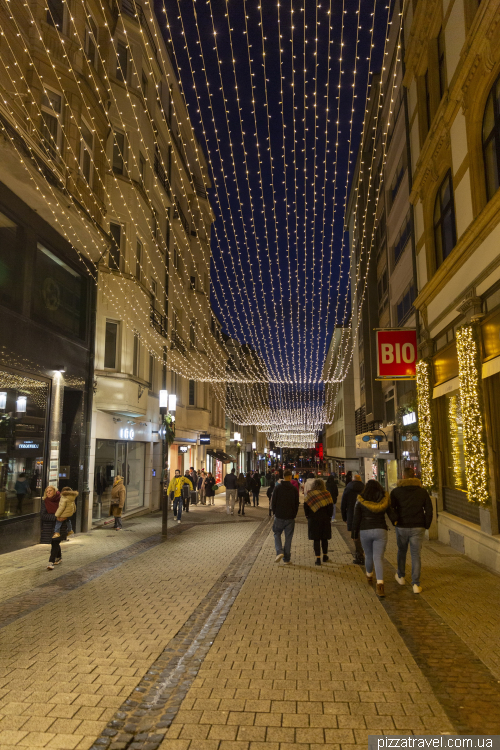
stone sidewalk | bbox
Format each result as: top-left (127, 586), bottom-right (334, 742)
top-left (0, 497), bottom-right (500, 750)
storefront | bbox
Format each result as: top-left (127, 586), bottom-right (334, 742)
top-left (0, 183), bottom-right (94, 553)
top-left (356, 427), bottom-right (397, 491)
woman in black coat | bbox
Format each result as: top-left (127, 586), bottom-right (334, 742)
top-left (303, 478), bottom-right (334, 566)
top-left (41, 486), bottom-right (68, 570)
top-left (205, 472), bottom-right (216, 505)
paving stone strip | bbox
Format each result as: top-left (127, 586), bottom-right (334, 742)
top-left (0, 524), bottom-right (196, 630)
top-left (89, 516), bottom-right (272, 750)
top-left (336, 522), bottom-right (500, 734)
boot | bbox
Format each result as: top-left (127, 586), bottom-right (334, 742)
top-left (376, 583), bottom-right (385, 598)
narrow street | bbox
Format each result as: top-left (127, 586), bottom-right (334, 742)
top-left (1, 493), bottom-right (499, 750)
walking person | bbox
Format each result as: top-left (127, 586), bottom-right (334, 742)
top-left (224, 467), bottom-right (238, 515)
top-left (198, 470), bottom-right (207, 505)
top-left (326, 472), bottom-right (339, 522)
top-left (272, 469), bottom-right (299, 564)
top-left (41, 486), bottom-right (66, 570)
top-left (205, 472), bottom-right (216, 505)
top-left (344, 470), bottom-right (352, 487)
top-left (303, 471), bottom-right (316, 497)
top-left (351, 479), bottom-right (397, 598)
top-left (341, 474), bottom-right (365, 564)
top-left (251, 472), bottom-right (261, 506)
top-left (390, 467), bottom-right (433, 594)
top-left (304, 478), bottom-right (334, 565)
top-left (110, 475), bottom-right (126, 530)
top-left (267, 476), bottom-right (275, 517)
top-left (15, 472), bottom-right (30, 515)
top-left (167, 469), bottom-right (193, 523)
top-left (52, 487), bottom-right (77, 538)
top-left (237, 472), bottom-right (248, 515)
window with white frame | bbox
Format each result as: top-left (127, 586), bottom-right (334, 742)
top-left (84, 13), bottom-right (99, 68)
top-left (104, 320), bottom-right (120, 370)
top-left (41, 88), bottom-right (63, 160)
top-left (80, 119), bottom-right (93, 185)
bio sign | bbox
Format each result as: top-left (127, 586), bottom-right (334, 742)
top-left (376, 329), bottom-right (417, 380)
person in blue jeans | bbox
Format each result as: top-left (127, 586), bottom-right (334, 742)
top-left (271, 470), bottom-right (300, 564)
top-left (390, 467), bottom-right (433, 594)
top-left (352, 479), bottom-right (398, 598)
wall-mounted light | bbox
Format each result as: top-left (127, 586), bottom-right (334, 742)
top-left (0, 392), bottom-right (6, 410)
top-left (168, 394), bottom-right (177, 412)
top-left (16, 396), bottom-right (27, 413)
top-left (55, 366), bottom-right (66, 373)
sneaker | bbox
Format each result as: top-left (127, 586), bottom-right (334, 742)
top-left (315, 559), bottom-right (321, 566)
top-left (376, 583), bottom-right (385, 597)
top-left (282, 560), bottom-right (291, 565)
top-left (67, 530), bottom-right (75, 536)
top-left (322, 555), bottom-right (329, 563)
top-left (231, 511), bottom-right (234, 515)
top-left (395, 573), bottom-right (405, 585)
top-left (52, 532), bottom-right (60, 539)
top-left (275, 553), bottom-right (285, 563)
top-left (54, 558), bottom-right (62, 565)
top-left (413, 584), bottom-right (422, 594)
top-left (177, 520), bottom-right (181, 524)
top-left (47, 563), bottom-right (54, 570)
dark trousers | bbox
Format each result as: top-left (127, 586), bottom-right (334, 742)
top-left (182, 495), bottom-right (190, 512)
top-left (313, 539), bottom-right (328, 557)
top-left (354, 536), bottom-right (364, 560)
top-left (49, 538), bottom-right (62, 563)
top-left (238, 495), bottom-right (246, 513)
top-left (16, 493), bottom-right (25, 514)
top-left (252, 491), bottom-right (259, 506)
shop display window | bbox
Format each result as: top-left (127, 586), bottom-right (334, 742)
top-left (93, 439), bottom-right (145, 521)
top-left (0, 371), bottom-right (48, 521)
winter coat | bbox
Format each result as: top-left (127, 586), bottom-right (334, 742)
top-left (205, 476), bottom-right (216, 497)
top-left (267, 482), bottom-right (275, 500)
top-left (111, 481), bottom-right (126, 508)
top-left (55, 489), bottom-right (77, 519)
top-left (290, 478), bottom-right (300, 492)
top-left (15, 479), bottom-right (29, 495)
top-left (40, 500), bottom-right (67, 544)
top-left (237, 477), bottom-right (248, 496)
top-left (325, 476), bottom-right (338, 501)
top-left (250, 475), bottom-right (261, 493)
top-left (224, 472), bottom-right (238, 490)
top-left (167, 475), bottom-right (192, 499)
top-left (351, 492), bottom-right (397, 538)
top-left (303, 489), bottom-right (333, 541)
top-left (390, 478), bottom-right (433, 529)
top-left (341, 480), bottom-right (364, 530)
top-left (271, 481), bottom-right (300, 520)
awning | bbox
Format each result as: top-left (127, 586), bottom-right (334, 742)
top-left (206, 449), bottom-right (236, 464)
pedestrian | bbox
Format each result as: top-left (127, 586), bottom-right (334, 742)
top-left (303, 478), bottom-right (334, 566)
top-left (167, 469), bottom-right (192, 523)
top-left (198, 470), bottom-right (207, 504)
top-left (351, 479), bottom-right (398, 598)
top-left (52, 487), bottom-right (77, 538)
top-left (341, 473), bottom-right (365, 564)
top-left (344, 470), bottom-right (352, 487)
top-left (189, 466), bottom-right (197, 499)
top-left (15, 472), bottom-right (29, 515)
top-left (303, 471), bottom-right (316, 497)
top-left (326, 472), bottom-right (339, 522)
top-left (251, 472), bottom-right (260, 506)
top-left (390, 467), bottom-right (433, 594)
top-left (290, 474), bottom-right (300, 493)
top-left (205, 472), bottom-right (216, 505)
top-left (110, 475), bottom-right (126, 530)
top-left (271, 469), bottom-right (300, 564)
top-left (223, 467), bottom-right (238, 515)
top-left (41, 485), bottom-right (66, 570)
top-left (182, 471), bottom-right (192, 512)
top-left (267, 477), bottom-right (275, 517)
top-left (237, 472), bottom-right (248, 515)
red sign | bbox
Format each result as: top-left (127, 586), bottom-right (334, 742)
top-left (376, 329), bottom-right (417, 379)
top-left (315, 442), bottom-right (324, 459)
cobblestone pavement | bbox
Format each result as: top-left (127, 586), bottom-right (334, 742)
top-left (1, 495), bottom-right (500, 750)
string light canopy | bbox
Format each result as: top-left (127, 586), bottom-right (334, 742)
top-left (0, 0), bottom-right (400, 443)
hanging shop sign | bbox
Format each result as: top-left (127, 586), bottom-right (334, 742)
top-left (200, 434), bottom-right (210, 445)
top-left (376, 329), bottom-right (417, 380)
top-left (178, 445), bottom-right (189, 454)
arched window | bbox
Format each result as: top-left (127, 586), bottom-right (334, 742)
top-left (483, 78), bottom-right (500, 200)
top-left (433, 171), bottom-right (456, 268)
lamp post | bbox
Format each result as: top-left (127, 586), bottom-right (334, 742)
top-left (159, 391), bottom-right (177, 535)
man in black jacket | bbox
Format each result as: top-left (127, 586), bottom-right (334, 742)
top-left (390, 467), bottom-right (433, 594)
top-left (224, 468), bottom-right (238, 515)
top-left (271, 470), bottom-right (300, 564)
top-left (341, 474), bottom-right (365, 564)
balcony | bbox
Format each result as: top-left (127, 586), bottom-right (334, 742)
top-left (150, 305), bottom-right (167, 338)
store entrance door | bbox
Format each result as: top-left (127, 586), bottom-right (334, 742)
top-left (93, 440), bottom-right (145, 522)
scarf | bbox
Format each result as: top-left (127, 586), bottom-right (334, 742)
top-left (357, 492), bottom-right (390, 513)
top-left (44, 491), bottom-right (60, 514)
top-left (305, 489), bottom-right (333, 513)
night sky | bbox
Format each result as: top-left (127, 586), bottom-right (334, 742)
top-left (156, 0), bottom-right (390, 421)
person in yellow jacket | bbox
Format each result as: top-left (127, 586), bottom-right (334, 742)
top-left (167, 469), bottom-right (193, 523)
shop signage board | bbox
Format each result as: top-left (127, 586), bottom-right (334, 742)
top-left (200, 434), bottom-right (210, 445)
top-left (376, 328), bottom-right (417, 379)
top-left (178, 445), bottom-right (189, 454)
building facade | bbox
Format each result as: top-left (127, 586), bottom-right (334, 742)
top-left (404, 0), bottom-right (500, 570)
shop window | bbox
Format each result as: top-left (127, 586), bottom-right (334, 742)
top-left (93, 439), bottom-right (145, 522)
top-left (483, 74), bottom-right (500, 201)
top-left (41, 88), bottom-right (63, 160)
top-left (109, 222), bottom-right (122, 271)
top-left (378, 269), bottom-right (388, 315)
top-left (0, 371), bottom-right (49, 522)
top-left (112, 131), bottom-right (125, 175)
top-left (104, 321), bottom-right (119, 370)
top-left (433, 171), bottom-right (456, 267)
top-left (0, 211), bottom-right (22, 312)
top-left (445, 393), bottom-right (466, 491)
top-left (80, 119), bottom-right (93, 185)
top-left (189, 379), bottom-right (195, 406)
top-left (47, 0), bottom-right (64, 29)
top-left (116, 41), bottom-right (128, 83)
top-left (85, 14), bottom-right (98, 68)
top-left (385, 398), bottom-right (395, 424)
top-left (33, 244), bottom-right (86, 339)
top-left (389, 152), bottom-right (406, 209)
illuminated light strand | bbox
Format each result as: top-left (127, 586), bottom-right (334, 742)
top-left (448, 395), bottom-right (464, 490)
top-left (416, 359), bottom-right (436, 490)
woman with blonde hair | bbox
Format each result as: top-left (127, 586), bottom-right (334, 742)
top-left (110, 475), bottom-right (126, 530)
top-left (303, 478), bottom-right (334, 566)
top-left (41, 485), bottom-right (66, 570)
